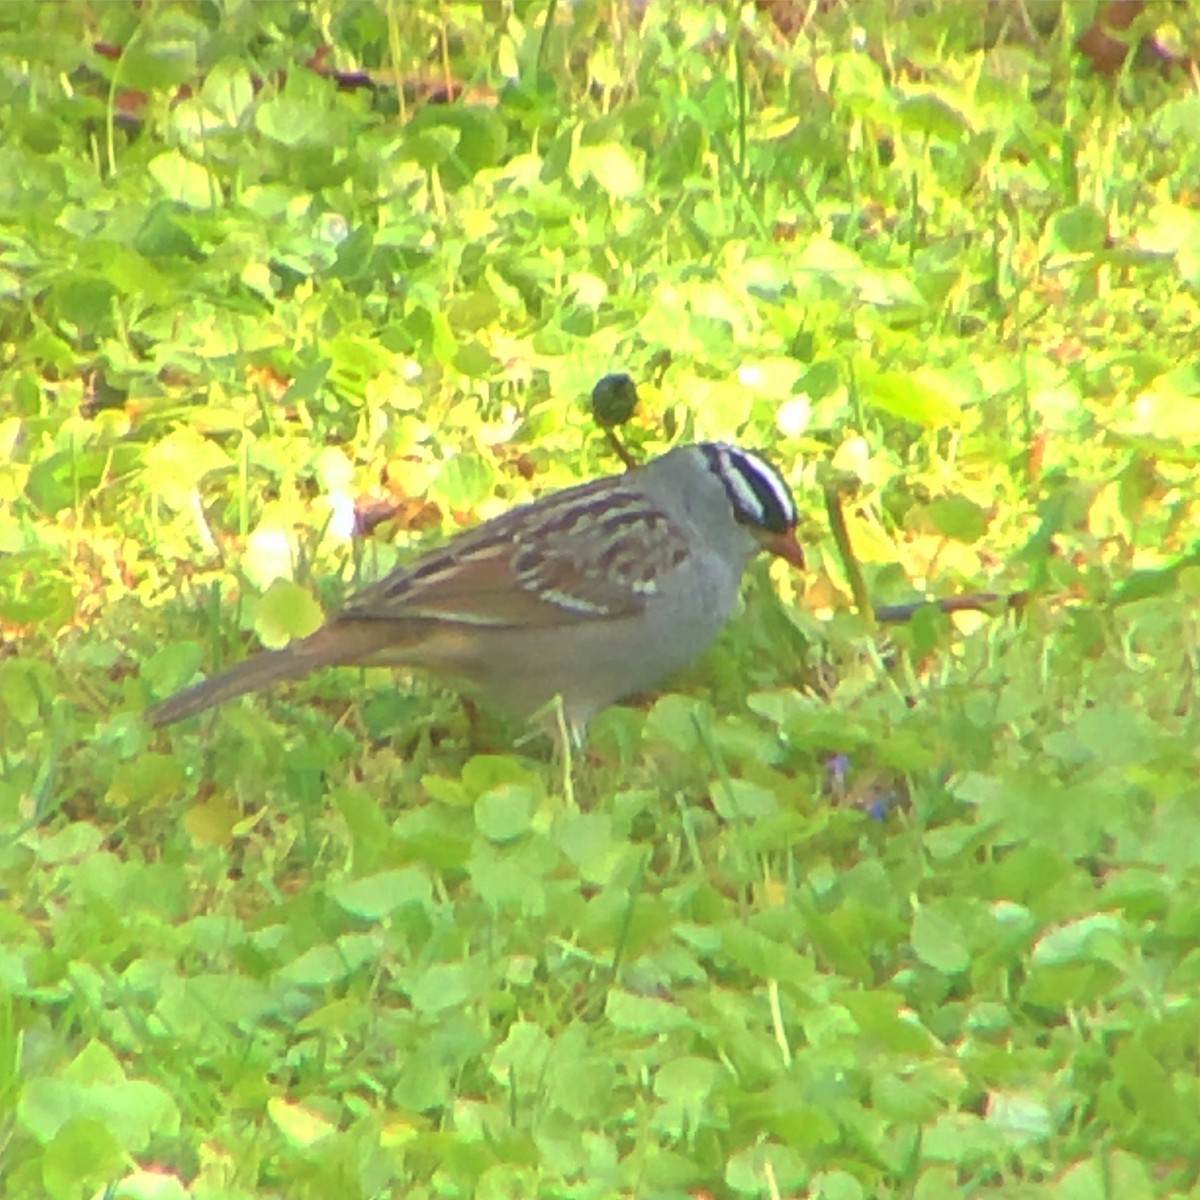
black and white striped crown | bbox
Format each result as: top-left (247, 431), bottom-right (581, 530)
top-left (699, 442), bottom-right (797, 534)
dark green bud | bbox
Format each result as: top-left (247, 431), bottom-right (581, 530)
top-left (590, 373), bottom-right (639, 428)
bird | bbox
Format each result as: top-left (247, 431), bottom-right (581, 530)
top-left (146, 441), bottom-right (805, 741)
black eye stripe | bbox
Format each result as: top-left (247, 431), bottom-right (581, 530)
top-left (738, 465), bottom-right (793, 532)
top-left (700, 443), bottom-right (796, 534)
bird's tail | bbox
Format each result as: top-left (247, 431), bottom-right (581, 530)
top-left (147, 637), bottom-right (348, 727)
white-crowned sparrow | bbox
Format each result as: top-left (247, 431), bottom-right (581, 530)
top-left (147, 442), bottom-right (804, 739)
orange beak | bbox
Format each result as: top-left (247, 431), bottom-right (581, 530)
top-left (761, 527), bottom-right (806, 569)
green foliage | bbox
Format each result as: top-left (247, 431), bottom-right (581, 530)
top-left (2, 0), bottom-right (1200, 1196)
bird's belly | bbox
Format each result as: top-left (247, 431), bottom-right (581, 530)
top-left (464, 591), bottom-right (732, 726)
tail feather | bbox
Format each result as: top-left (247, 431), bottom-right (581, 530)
top-left (146, 621), bottom-right (393, 726)
top-left (147, 644), bottom-right (322, 727)
top-left (147, 619), bottom-right (438, 728)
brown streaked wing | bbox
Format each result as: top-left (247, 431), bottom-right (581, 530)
top-left (516, 495), bottom-right (690, 610)
top-left (339, 484), bottom-right (691, 629)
